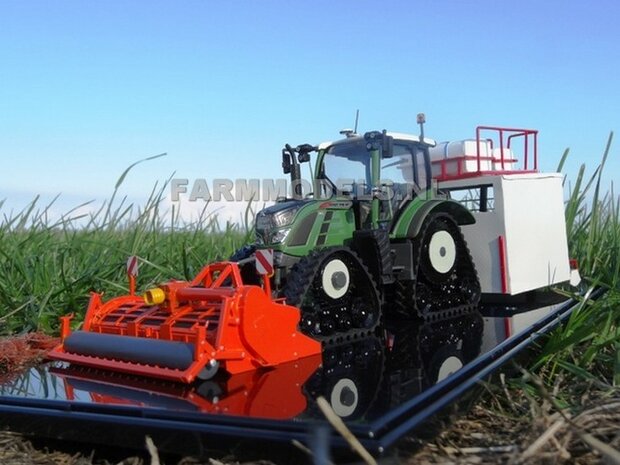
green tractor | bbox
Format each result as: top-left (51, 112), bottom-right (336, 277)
top-left (233, 115), bottom-right (480, 343)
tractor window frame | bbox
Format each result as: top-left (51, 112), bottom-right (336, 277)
top-left (380, 142), bottom-right (430, 192)
top-left (318, 139), bottom-right (375, 199)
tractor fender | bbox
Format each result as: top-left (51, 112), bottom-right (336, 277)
top-left (406, 200), bottom-right (475, 239)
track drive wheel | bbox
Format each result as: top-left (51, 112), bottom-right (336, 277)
top-left (283, 247), bottom-right (381, 343)
top-left (391, 213), bottom-right (480, 319)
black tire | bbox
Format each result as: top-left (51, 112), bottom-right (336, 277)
top-left (229, 244), bottom-right (261, 285)
top-left (282, 247), bottom-right (381, 343)
top-left (389, 213), bottom-right (480, 319)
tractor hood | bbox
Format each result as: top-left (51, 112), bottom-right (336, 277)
top-left (259, 199), bottom-right (310, 216)
top-left (256, 199), bottom-right (311, 227)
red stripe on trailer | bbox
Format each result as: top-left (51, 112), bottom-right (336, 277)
top-left (498, 235), bottom-right (508, 294)
top-left (504, 317), bottom-right (512, 339)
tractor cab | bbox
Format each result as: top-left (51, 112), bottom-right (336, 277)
top-left (316, 131), bottom-right (436, 229)
top-left (280, 114), bottom-right (437, 232)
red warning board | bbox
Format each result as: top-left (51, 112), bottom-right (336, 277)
top-left (126, 255), bottom-right (139, 277)
top-left (255, 249), bottom-right (274, 276)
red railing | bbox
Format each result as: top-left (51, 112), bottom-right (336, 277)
top-left (476, 126), bottom-right (538, 172)
top-left (432, 126), bottom-right (538, 181)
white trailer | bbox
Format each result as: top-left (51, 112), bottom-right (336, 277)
top-left (429, 126), bottom-right (580, 296)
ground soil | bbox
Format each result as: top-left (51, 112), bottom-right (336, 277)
top-left (402, 389), bottom-right (620, 464)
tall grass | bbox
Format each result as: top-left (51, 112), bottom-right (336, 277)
top-left (561, 133), bottom-right (620, 286)
top-left (525, 132), bottom-right (620, 396)
top-left (0, 159), bottom-right (251, 335)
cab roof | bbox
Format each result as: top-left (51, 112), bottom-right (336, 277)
top-left (318, 131), bottom-right (437, 151)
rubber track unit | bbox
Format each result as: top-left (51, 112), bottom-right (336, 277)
top-left (282, 247), bottom-right (382, 345)
top-left (390, 212), bottom-right (481, 321)
top-left (302, 334), bottom-right (385, 421)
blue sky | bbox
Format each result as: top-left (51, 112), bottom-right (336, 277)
top-left (1, 0), bottom-right (618, 221)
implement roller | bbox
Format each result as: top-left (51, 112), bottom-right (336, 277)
top-left (48, 261), bottom-right (321, 383)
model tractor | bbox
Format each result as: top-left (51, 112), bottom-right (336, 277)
top-left (49, 115), bottom-right (578, 383)
top-left (233, 114), bottom-right (480, 344)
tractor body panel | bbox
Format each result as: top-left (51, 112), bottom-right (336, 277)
top-left (256, 198), bottom-right (357, 258)
top-left (390, 197), bottom-right (476, 240)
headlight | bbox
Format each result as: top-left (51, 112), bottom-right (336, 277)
top-left (271, 227), bottom-right (291, 244)
top-left (255, 205), bottom-right (301, 245)
top-left (256, 226), bottom-right (291, 245)
top-left (256, 205), bottom-right (301, 232)
top-left (273, 206), bottom-right (301, 228)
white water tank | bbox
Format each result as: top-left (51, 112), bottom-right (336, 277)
top-left (428, 140), bottom-right (493, 178)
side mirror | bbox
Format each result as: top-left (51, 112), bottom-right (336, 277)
top-left (282, 151), bottom-right (291, 174)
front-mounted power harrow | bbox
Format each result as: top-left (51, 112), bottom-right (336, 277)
top-left (48, 261), bottom-right (322, 383)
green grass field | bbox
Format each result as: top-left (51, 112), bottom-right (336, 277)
top-left (0, 175), bottom-right (251, 335)
top-left (0, 137), bottom-right (618, 462)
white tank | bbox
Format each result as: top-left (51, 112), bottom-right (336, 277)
top-left (428, 139), bottom-right (493, 178)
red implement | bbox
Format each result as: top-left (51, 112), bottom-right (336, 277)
top-left (48, 261), bottom-right (321, 383)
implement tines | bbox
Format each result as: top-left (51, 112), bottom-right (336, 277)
top-left (92, 296), bottom-right (225, 342)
